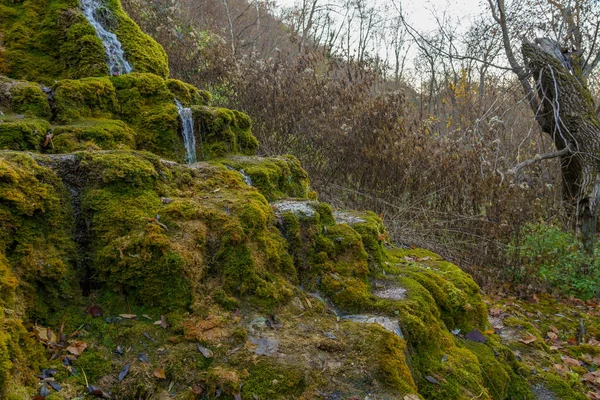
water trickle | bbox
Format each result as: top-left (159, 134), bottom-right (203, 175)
top-left (175, 100), bottom-right (197, 164)
top-left (239, 169), bottom-right (253, 186)
top-left (80, 0), bottom-right (132, 76)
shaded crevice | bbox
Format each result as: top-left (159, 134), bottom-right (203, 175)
top-left (37, 155), bottom-right (96, 294)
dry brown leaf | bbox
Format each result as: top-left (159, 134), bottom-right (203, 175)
top-left (153, 315), bottom-right (168, 329)
top-left (152, 369), bottom-right (166, 379)
top-left (547, 332), bottom-right (558, 341)
top-left (553, 363), bottom-right (568, 374)
top-left (66, 340), bottom-right (88, 356)
top-left (403, 395), bottom-right (420, 400)
top-left (593, 355), bottom-right (600, 365)
top-left (518, 335), bottom-right (537, 345)
top-left (589, 338), bottom-right (600, 346)
top-left (183, 315), bottom-right (227, 342)
top-left (551, 326), bottom-right (560, 334)
top-left (563, 356), bottom-right (581, 367)
top-left (587, 391), bottom-right (600, 400)
top-left (489, 307), bottom-right (503, 317)
top-left (119, 314), bottom-right (137, 319)
top-left (550, 345), bottom-right (563, 351)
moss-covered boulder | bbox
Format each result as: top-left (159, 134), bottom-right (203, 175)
top-left (0, 0), bottom-right (168, 83)
top-left (193, 106), bottom-right (259, 159)
top-left (220, 155), bottom-right (311, 201)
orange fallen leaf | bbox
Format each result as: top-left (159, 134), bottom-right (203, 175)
top-left (484, 329), bottom-right (495, 335)
top-left (66, 340), bottom-right (88, 356)
top-left (567, 337), bottom-right (578, 345)
top-left (152, 369), bottom-right (166, 379)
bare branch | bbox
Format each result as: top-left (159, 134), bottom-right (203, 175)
top-left (509, 146), bottom-right (570, 176)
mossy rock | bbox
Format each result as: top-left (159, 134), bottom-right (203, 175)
top-left (0, 116), bottom-right (50, 151)
top-left (167, 78), bottom-right (211, 106)
top-left (220, 154), bottom-right (310, 201)
top-left (0, 0), bottom-right (167, 83)
top-left (193, 106), bottom-right (259, 159)
top-left (0, 77), bottom-right (52, 118)
top-left (50, 118), bottom-right (136, 152)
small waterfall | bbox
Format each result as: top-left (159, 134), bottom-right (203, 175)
top-left (80, 0), bottom-right (132, 75)
top-left (239, 169), bottom-right (253, 186)
top-left (175, 100), bottom-right (197, 164)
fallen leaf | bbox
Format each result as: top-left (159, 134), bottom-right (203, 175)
top-left (153, 315), bottom-right (168, 329)
top-left (88, 385), bottom-right (111, 398)
top-left (425, 375), bottom-right (440, 385)
top-left (550, 345), bottom-right (562, 351)
top-left (142, 314), bottom-right (152, 320)
top-left (152, 369), bottom-right (166, 379)
top-left (567, 337), bottom-right (579, 345)
top-left (197, 344), bottom-right (214, 358)
top-left (48, 381), bottom-right (62, 391)
top-left (404, 395), bottom-right (420, 400)
top-left (66, 341), bottom-right (88, 356)
top-left (593, 355), bottom-right (600, 365)
top-left (85, 305), bottom-right (104, 317)
top-left (40, 383), bottom-right (51, 396)
top-left (547, 332), bottom-right (558, 341)
top-left (551, 326), bottom-right (559, 334)
top-left (465, 330), bottom-right (487, 343)
top-left (587, 392), bottom-right (600, 400)
top-left (484, 329), bottom-right (495, 335)
top-left (518, 335), bottom-right (537, 345)
top-left (553, 363), bottom-right (569, 374)
top-left (563, 356), bottom-right (581, 367)
top-left (33, 325), bottom-right (57, 343)
top-left (118, 363), bottom-right (130, 382)
top-left (138, 353), bottom-right (150, 363)
top-left (119, 314), bottom-right (137, 319)
top-left (212, 188), bottom-right (221, 193)
top-left (489, 307), bottom-right (503, 317)
top-left (417, 256), bottom-right (431, 261)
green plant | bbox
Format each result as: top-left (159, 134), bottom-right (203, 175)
top-left (510, 223), bottom-right (600, 299)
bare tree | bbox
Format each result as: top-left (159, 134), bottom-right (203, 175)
top-left (488, 0), bottom-right (600, 253)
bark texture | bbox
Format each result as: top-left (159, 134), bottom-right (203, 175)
top-left (522, 39), bottom-right (600, 253)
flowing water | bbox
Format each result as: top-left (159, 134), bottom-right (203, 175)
top-left (175, 100), bottom-right (197, 164)
top-left (80, 0), bottom-right (133, 75)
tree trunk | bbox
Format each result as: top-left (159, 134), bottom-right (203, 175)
top-left (522, 39), bottom-right (600, 254)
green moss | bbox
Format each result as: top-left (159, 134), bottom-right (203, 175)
top-left (0, 78), bottom-right (52, 118)
top-left (1, 0), bottom-right (108, 83)
top-left (53, 77), bottom-right (118, 124)
top-left (104, 0), bottom-right (169, 77)
top-left (0, 152), bottom-right (78, 321)
top-left (193, 106), bottom-right (259, 159)
top-left (220, 155), bottom-right (310, 201)
top-left (167, 78), bottom-right (211, 106)
top-left (0, 116), bottom-right (50, 151)
top-left (51, 118), bottom-right (136, 152)
top-left (0, 0), bottom-right (166, 83)
top-left (241, 360), bottom-right (306, 397)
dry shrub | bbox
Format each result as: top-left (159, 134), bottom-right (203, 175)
top-left (121, 0), bottom-right (570, 292)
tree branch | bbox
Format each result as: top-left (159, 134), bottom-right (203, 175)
top-left (508, 146), bottom-right (570, 176)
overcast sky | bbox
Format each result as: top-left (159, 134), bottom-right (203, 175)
top-left (274, 0), bottom-right (486, 33)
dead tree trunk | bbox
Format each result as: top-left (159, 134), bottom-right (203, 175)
top-left (522, 39), bottom-right (600, 254)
